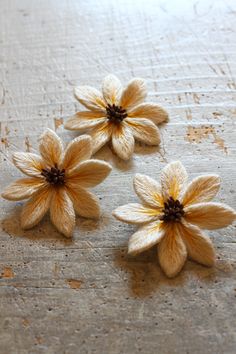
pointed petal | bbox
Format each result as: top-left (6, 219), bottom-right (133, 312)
top-left (2, 178), bottom-right (45, 201)
top-left (112, 124), bottom-right (134, 160)
top-left (158, 224), bottom-right (187, 278)
top-left (21, 186), bottom-right (52, 229)
top-left (102, 74), bottom-right (122, 105)
top-left (128, 221), bottom-right (165, 255)
top-left (39, 129), bottom-right (63, 167)
top-left (161, 161), bottom-right (188, 201)
top-left (62, 135), bottom-right (92, 172)
top-left (74, 86), bottom-right (106, 110)
top-left (50, 188), bottom-right (75, 238)
top-left (120, 78), bottom-right (147, 110)
top-left (133, 173), bottom-right (164, 209)
top-left (125, 118), bottom-right (160, 145)
top-left (184, 202), bottom-right (236, 230)
top-left (89, 121), bottom-right (112, 154)
top-left (13, 152), bottom-right (44, 177)
top-left (68, 159), bottom-right (112, 187)
top-left (128, 103), bottom-right (168, 124)
top-left (64, 111), bottom-right (106, 131)
top-left (182, 175), bottom-right (221, 206)
top-left (113, 203), bottom-right (160, 224)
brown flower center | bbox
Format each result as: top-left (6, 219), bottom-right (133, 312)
top-left (41, 164), bottom-right (65, 185)
top-left (160, 197), bottom-right (185, 222)
top-left (106, 103), bottom-right (127, 124)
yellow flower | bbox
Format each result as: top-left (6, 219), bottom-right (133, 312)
top-left (64, 75), bottom-right (168, 160)
top-left (113, 161), bottom-right (236, 278)
top-left (2, 129), bottom-right (112, 237)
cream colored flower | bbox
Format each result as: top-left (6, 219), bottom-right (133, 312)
top-left (113, 161), bottom-right (236, 277)
top-left (64, 75), bottom-right (168, 160)
top-left (2, 129), bottom-right (112, 237)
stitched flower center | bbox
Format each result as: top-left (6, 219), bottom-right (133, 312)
top-left (41, 164), bottom-right (65, 185)
top-left (160, 197), bottom-right (184, 222)
top-left (106, 103), bottom-right (127, 124)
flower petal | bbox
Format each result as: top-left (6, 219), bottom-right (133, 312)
top-left (161, 161), bottom-right (188, 201)
top-left (182, 175), bottom-right (221, 207)
top-left (62, 135), bottom-right (92, 172)
top-left (128, 103), bottom-right (168, 124)
top-left (64, 111), bottom-right (106, 131)
top-left (74, 86), bottom-right (106, 111)
top-left (2, 178), bottom-right (45, 201)
top-left (50, 188), bottom-right (75, 238)
top-left (178, 222), bottom-right (215, 267)
top-left (68, 159), bottom-right (112, 187)
top-left (125, 118), bottom-right (160, 145)
top-left (102, 74), bottom-right (122, 105)
top-left (158, 223), bottom-right (187, 278)
top-left (21, 186), bottom-right (52, 229)
top-left (133, 173), bottom-right (163, 209)
top-left (89, 121), bottom-right (112, 154)
top-left (112, 124), bottom-right (134, 160)
top-left (39, 129), bottom-right (63, 167)
top-left (13, 152), bottom-right (44, 177)
top-left (120, 78), bottom-right (147, 110)
top-left (113, 203), bottom-right (160, 224)
top-left (184, 202), bottom-right (236, 230)
top-left (128, 221), bottom-right (165, 256)
top-left (66, 185), bottom-right (100, 219)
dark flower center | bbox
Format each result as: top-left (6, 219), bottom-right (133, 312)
top-left (41, 164), bottom-right (65, 185)
top-left (160, 197), bottom-right (185, 222)
top-left (106, 103), bottom-right (127, 124)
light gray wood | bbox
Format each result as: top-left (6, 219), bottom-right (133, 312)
top-left (0, 0), bottom-right (236, 353)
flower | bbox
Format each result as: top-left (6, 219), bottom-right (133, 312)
top-left (64, 74), bottom-right (168, 160)
top-left (113, 161), bottom-right (236, 277)
top-left (2, 129), bottom-right (112, 237)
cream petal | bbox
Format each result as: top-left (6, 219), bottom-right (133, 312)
top-left (89, 121), bottom-right (112, 154)
top-left (184, 202), bottom-right (236, 230)
top-left (74, 86), bottom-right (106, 111)
top-left (158, 224), bottom-right (187, 278)
top-left (112, 124), bottom-right (134, 160)
top-left (39, 129), bottom-right (63, 167)
top-left (13, 152), bottom-right (44, 177)
top-left (182, 175), bottom-right (221, 206)
top-left (128, 221), bottom-right (165, 256)
top-left (102, 74), bottom-right (122, 105)
top-left (112, 203), bottom-right (160, 224)
top-left (66, 185), bottom-right (100, 219)
top-left (128, 103), bottom-right (168, 124)
top-left (67, 159), bottom-right (112, 187)
top-left (133, 173), bottom-right (164, 209)
top-left (21, 186), bottom-right (52, 229)
top-left (161, 161), bottom-right (188, 201)
top-left (2, 178), bottom-right (45, 201)
top-left (125, 118), bottom-right (160, 145)
top-left (120, 78), bottom-right (147, 110)
top-left (62, 135), bottom-right (92, 172)
top-left (50, 188), bottom-right (75, 238)
top-left (64, 111), bottom-right (106, 131)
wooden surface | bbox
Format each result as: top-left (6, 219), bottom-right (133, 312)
top-left (0, 0), bottom-right (236, 353)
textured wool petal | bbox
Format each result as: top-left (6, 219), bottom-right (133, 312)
top-left (102, 74), bottom-right (122, 105)
top-left (66, 185), bottom-right (100, 219)
top-left (179, 222), bottom-right (215, 267)
top-left (68, 159), bottom-right (112, 187)
top-left (128, 221), bottom-right (165, 256)
top-left (112, 124), bottom-right (134, 160)
top-left (113, 203), bottom-right (160, 224)
top-left (64, 111), bottom-right (106, 131)
top-left (89, 121), bottom-right (112, 154)
top-left (184, 202), bottom-right (236, 230)
top-left (50, 188), bottom-right (75, 238)
top-left (13, 152), bottom-right (44, 177)
top-left (2, 178), bottom-right (45, 201)
top-left (74, 86), bottom-right (106, 111)
top-left (125, 118), bottom-right (160, 145)
top-left (128, 103), bottom-right (168, 124)
top-left (120, 78), bottom-right (147, 110)
top-left (62, 135), bottom-right (92, 172)
top-left (133, 174), bottom-right (164, 209)
top-left (21, 186), bottom-right (52, 229)
top-left (182, 175), bottom-right (221, 206)
top-left (161, 161), bottom-right (188, 201)
top-left (158, 224), bottom-right (187, 278)
top-left (39, 129), bottom-right (64, 167)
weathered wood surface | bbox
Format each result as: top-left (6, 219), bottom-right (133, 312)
top-left (0, 0), bottom-right (236, 353)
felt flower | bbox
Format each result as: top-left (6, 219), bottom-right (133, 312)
top-left (2, 129), bottom-right (112, 237)
top-left (64, 74), bottom-right (168, 160)
top-left (113, 161), bottom-right (236, 277)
